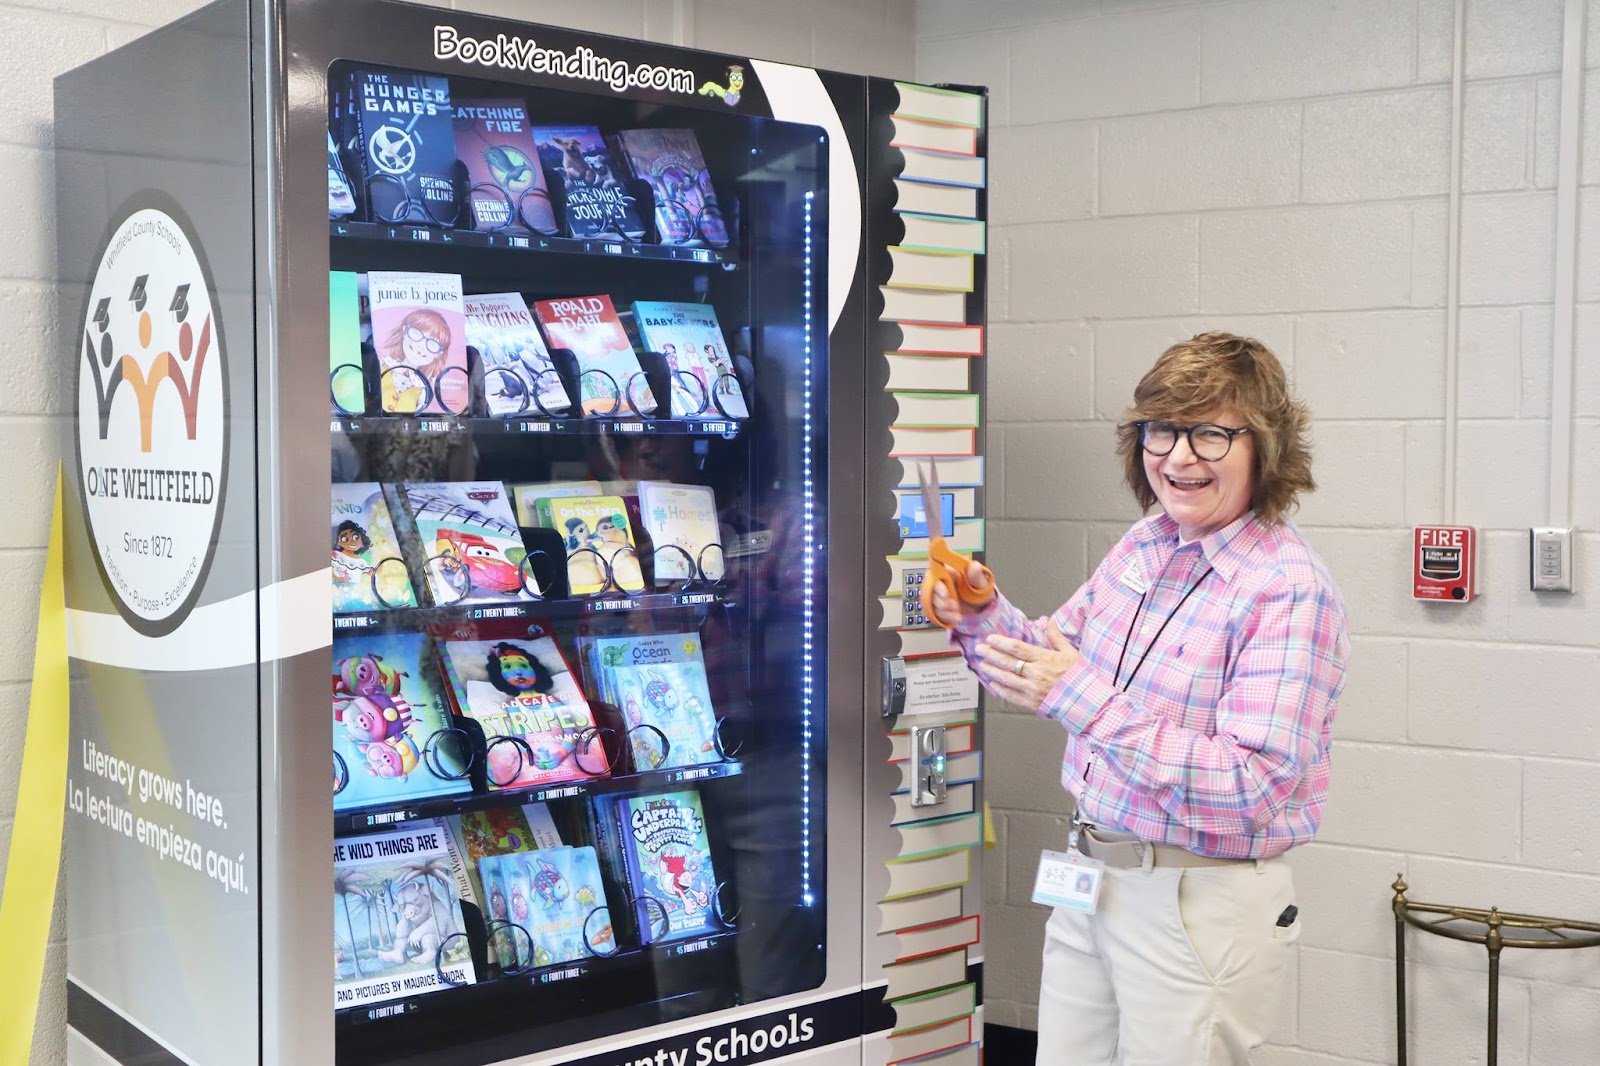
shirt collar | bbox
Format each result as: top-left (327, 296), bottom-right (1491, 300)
top-left (1139, 511), bottom-right (1262, 583)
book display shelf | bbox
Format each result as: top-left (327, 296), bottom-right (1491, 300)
top-left (54, 2), bottom-right (987, 1064)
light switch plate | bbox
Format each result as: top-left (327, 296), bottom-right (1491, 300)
top-left (1530, 527), bottom-right (1573, 592)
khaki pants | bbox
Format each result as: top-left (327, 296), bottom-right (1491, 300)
top-left (1035, 856), bottom-right (1301, 1065)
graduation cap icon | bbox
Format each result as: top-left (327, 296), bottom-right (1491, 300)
top-left (169, 284), bottom-right (190, 323)
top-left (129, 274), bottom-right (148, 312)
top-left (93, 297), bottom-right (111, 334)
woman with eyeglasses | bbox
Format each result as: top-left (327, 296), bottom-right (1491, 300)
top-left (929, 332), bottom-right (1349, 1065)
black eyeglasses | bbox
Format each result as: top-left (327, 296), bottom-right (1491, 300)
top-left (1135, 420), bottom-right (1250, 461)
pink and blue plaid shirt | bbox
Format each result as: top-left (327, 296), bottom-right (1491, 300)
top-left (956, 511), bottom-right (1349, 859)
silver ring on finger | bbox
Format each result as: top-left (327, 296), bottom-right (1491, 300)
top-left (1014, 658), bottom-right (1026, 676)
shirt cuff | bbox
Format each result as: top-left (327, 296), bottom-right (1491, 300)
top-left (951, 592), bottom-right (1005, 638)
top-left (1042, 655), bottom-right (1118, 734)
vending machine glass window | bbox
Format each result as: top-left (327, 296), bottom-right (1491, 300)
top-left (326, 60), bottom-right (828, 1063)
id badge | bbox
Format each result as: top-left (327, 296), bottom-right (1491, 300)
top-left (1032, 848), bottom-right (1105, 914)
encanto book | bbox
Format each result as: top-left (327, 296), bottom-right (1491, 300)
top-left (453, 98), bottom-right (558, 235)
top-left (464, 292), bottom-right (572, 417)
top-left (616, 789), bottom-right (718, 942)
top-left (631, 301), bottom-right (748, 419)
top-left (437, 628), bottom-right (609, 790)
top-left (533, 124), bottom-right (646, 241)
top-left (342, 68), bottom-right (456, 225)
top-left (612, 128), bottom-right (730, 248)
top-left (331, 482), bottom-right (416, 612)
top-left (367, 271), bottom-right (469, 415)
top-left (333, 820), bottom-right (476, 1008)
top-left (534, 494), bottom-right (645, 595)
top-left (531, 295), bottom-right (656, 416)
top-left (589, 632), bottom-right (719, 770)
top-left (638, 482), bottom-right (723, 584)
top-left (329, 271), bottom-right (366, 416)
top-left (331, 631), bottom-right (468, 812)
top-left (398, 482), bottom-right (533, 606)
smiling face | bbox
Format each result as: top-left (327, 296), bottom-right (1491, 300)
top-left (1141, 408), bottom-right (1256, 542)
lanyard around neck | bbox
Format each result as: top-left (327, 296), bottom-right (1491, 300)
top-left (1112, 561), bottom-right (1214, 692)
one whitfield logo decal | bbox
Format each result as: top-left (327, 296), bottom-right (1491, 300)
top-left (75, 202), bottom-right (227, 636)
top-left (432, 25), bottom-right (706, 97)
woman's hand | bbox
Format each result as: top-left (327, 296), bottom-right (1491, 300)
top-left (926, 562), bottom-right (995, 628)
top-left (974, 624), bottom-right (1081, 710)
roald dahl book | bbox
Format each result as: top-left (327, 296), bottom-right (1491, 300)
top-left (531, 295), bottom-right (655, 416)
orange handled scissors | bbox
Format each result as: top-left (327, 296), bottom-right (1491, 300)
top-left (917, 461), bottom-right (994, 628)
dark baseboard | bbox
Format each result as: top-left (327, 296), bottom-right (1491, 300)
top-left (984, 1023), bottom-right (1037, 1063)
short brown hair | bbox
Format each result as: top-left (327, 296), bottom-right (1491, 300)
top-left (1115, 332), bottom-right (1315, 524)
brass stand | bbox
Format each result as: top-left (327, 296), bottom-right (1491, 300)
top-left (1391, 875), bottom-right (1600, 1066)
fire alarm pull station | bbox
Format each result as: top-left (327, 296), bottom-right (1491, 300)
top-left (1413, 526), bottom-right (1476, 602)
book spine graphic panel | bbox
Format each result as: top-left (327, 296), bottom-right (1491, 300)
top-left (868, 76), bottom-right (989, 1065)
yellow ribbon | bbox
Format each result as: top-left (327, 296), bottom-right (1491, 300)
top-left (0, 471), bottom-right (69, 1066)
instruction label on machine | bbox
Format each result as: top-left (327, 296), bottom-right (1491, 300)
top-left (1413, 526), bottom-right (1475, 603)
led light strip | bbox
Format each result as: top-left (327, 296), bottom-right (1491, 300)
top-left (801, 190), bottom-right (816, 907)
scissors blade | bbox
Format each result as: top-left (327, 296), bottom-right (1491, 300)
top-left (918, 461), bottom-right (943, 542)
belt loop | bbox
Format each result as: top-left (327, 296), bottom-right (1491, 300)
top-left (1139, 841), bottom-right (1155, 874)
top-left (1254, 858), bottom-right (1265, 874)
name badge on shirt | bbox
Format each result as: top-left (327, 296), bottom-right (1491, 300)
top-left (1033, 849), bottom-right (1104, 914)
top-left (1119, 562), bottom-right (1149, 595)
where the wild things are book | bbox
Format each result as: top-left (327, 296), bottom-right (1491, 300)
top-left (453, 98), bottom-right (558, 235)
top-left (533, 125), bottom-right (646, 242)
top-left (367, 271), bottom-right (469, 415)
top-left (464, 292), bottom-right (572, 417)
top-left (398, 482), bottom-right (533, 606)
top-left (334, 820), bottom-right (476, 1009)
top-left (332, 630), bottom-right (469, 813)
top-left (613, 128), bottom-right (730, 248)
top-left (531, 295), bottom-right (655, 416)
top-left (631, 300), bottom-right (748, 419)
top-left (437, 627), bottom-right (610, 790)
top-left (331, 482), bottom-right (416, 612)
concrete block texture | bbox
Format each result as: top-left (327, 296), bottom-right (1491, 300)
top-left (1008, 214), bottom-right (1201, 320)
top-left (1099, 104), bottom-right (1301, 215)
top-left (988, 123), bottom-right (1096, 226)
top-left (1316, 742), bottom-right (1522, 862)
top-left (1201, 0), bottom-right (1416, 105)
top-left (1009, 7), bottom-right (1201, 124)
top-left (1406, 640), bottom-right (1600, 758)
top-left (1200, 204), bottom-right (1416, 314)
top-left (987, 321), bottom-right (1095, 422)
top-left (1294, 311), bottom-right (1446, 420)
top-left (1522, 759), bottom-right (1600, 874)
top-left (1330, 637), bottom-right (1408, 744)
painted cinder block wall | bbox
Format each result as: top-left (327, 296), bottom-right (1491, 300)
top-left (915, 0), bottom-right (1600, 1063)
top-left (0, 2), bottom-right (912, 1062)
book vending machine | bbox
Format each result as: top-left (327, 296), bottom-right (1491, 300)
top-left (54, 1), bottom-right (988, 1063)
